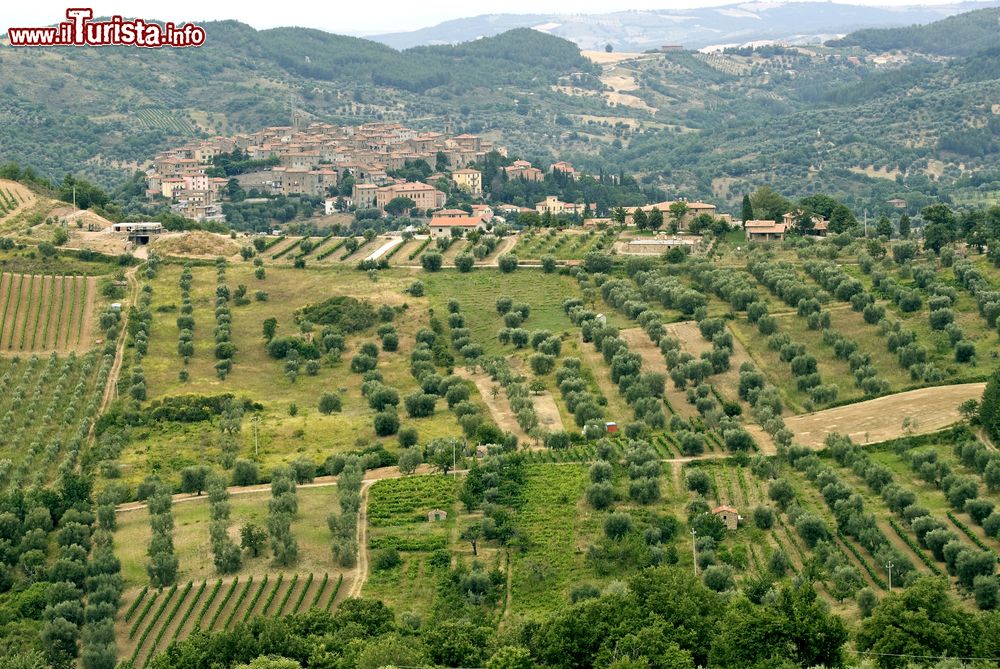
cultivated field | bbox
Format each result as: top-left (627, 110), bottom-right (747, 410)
top-left (0, 272), bottom-right (97, 354)
top-left (786, 382), bottom-right (985, 448)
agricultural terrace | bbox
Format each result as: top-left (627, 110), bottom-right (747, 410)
top-left (92, 229), bottom-right (1000, 668)
top-left (0, 179), bottom-right (36, 227)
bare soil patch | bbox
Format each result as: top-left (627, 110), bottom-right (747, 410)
top-left (532, 392), bottom-right (564, 432)
top-left (786, 383), bottom-right (985, 448)
top-left (153, 231), bottom-right (241, 258)
top-left (455, 367), bottom-right (533, 444)
top-left (582, 50), bottom-right (646, 64)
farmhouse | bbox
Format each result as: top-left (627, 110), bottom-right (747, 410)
top-left (744, 219), bottom-right (787, 242)
top-left (428, 215), bottom-right (487, 238)
top-left (712, 505), bottom-right (740, 531)
top-left (625, 200), bottom-right (722, 230)
top-left (112, 222), bottom-right (163, 244)
top-left (781, 211), bottom-right (829, 236)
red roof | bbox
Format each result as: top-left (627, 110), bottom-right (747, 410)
top-left (429, 215), bottom-right (483, 228)
top-left (712, 505), bottom-right (738, 514)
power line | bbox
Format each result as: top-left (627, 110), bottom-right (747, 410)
top-left (848, 649), bottom-right (1000, 661)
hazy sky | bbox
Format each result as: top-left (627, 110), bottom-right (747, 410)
top-left (4, 0), bottom-right (967, 35)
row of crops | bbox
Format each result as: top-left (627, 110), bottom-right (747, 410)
top-left (0, 273), bottom-right (91, 352)
top-left (0, 349), bottom-right (111, 490)
top-left (121, 572), bottom-right (343, 667)
top-left (135, 108), bottom-right (197, 134)
top-left (367, 475), bottom-right (458, 527)
top-left (0, 187), bottom-right (25, 217)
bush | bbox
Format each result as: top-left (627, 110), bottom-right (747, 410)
top-left (586, 483), bottom-right (614, 510)
top-left (373, 547), bottom-right (402, 571)
top-left (604, 512), bottom-right (633, 540)
top-left (455, 253), bottom-right (474, 272)
top-left (498, 253), bottom-right (519, 273)
top-left (404, 393), bottom-right (437, 418)
top-left (685, 469), bottom-right (711, 495)
top-left (421, 251), bottom-right (443, 272)
top-left (232, 459), bottom-right (259, 486)
top-left (753, 506), bottom-right (774, 530)
top-left (318, 393), bottom-right (342, 414)
top-left (398, 426), bottom-right (419, 448)
top-left (541, 254), bottom-right (556, 273)
top-left (374, 411), bottom-right (400, 436)
top-left (703, 565), bottom-right (735, 592)
top-left (956, 340), bottom-right (976, 363)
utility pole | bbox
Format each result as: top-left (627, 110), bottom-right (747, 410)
top-left (885, 561), bottom-right (894, 592)
top-left (251, 415), bottom-right (260, 458)
top-left (691, 528), bottom-right (698, 576)
top-left (864, 209), bottom-right (869, 238)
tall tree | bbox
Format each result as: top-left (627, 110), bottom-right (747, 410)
top-left (981, 369), bottom-right (1000, 444)
top-left (741, 194), bottom-right (754, 222)
top-left (856, 577), bottom-right (977, 669)
top-left (898, 213), bottom-right (911, 238)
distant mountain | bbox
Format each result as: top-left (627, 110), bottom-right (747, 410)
top-left (367, 1), bottom-right (1000, 51)
top-left (828, 6), bottom-right (1000, 56)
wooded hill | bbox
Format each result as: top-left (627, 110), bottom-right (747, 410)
top-left (1, 9), bottom-right (998, 214)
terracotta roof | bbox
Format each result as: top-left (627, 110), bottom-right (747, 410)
top-left (429, 215), bottom-right (483, 227)
top-left (712, 505), bottom-right (738, 514)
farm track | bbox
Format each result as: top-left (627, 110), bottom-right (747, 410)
top-left (455, 367), bottom-right (533, 445)
top-left (346, 481), bottom-right (373, 599)
top-left (97, 268), bottom-right (138, 417)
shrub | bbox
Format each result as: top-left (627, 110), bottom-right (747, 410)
top-left (498, 253), bottom-right (519, 273)
top-left (319, 393), bottom-right (342, 414)
top-left (374, 411), bottom-right (400, 436)
top-left (753, 506), bottom-right (774, 530)
top-left (586, 483), bottom-right (614, 510)
top-left (685, 469), bottom-right (711, 495)
top-left (604, 512), bottom-right (633, 540)
top-left (232, 460), bottom-right (259, 486)
top-left (455, 253), bottom-right (474, 272)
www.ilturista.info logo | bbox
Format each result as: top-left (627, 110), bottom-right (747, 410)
top-left (7, 8), bottom-right (206, 47)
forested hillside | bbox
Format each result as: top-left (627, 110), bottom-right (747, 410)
top-left (0, 9), bottom-right (998, 214)
top-left (828, 7), bottom-right (1000, 56)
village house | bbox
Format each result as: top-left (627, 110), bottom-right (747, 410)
top-left (535, 195), bottom-right (582, 217)
top-left (451, 168), bottom-right (482, 197)
top-left (433, 209), bottom-right (470, 219)
top-left (503, 160), bottom-right (544, 182)
top-left (428, 215), bottom-right (487, 238)
top-left (550, 161), bottom-right (579, 180)
top-left (375, 182), bottom-right (446, 212)
top-left (353, 183), bottom-right (379, 209)
top-left (744, 219), bottom-right (787, 242)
